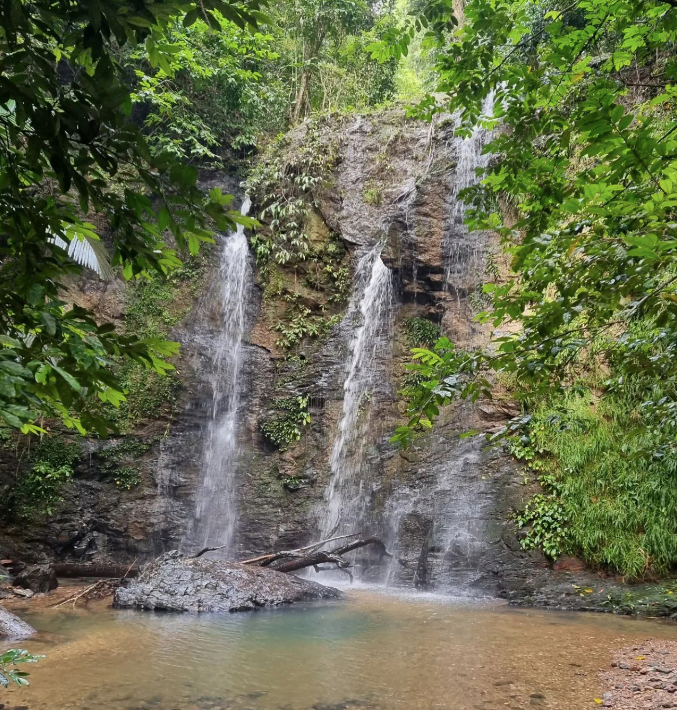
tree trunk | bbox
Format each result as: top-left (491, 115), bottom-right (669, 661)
top-left (292, 69), bottom-right (310, 124)
top-left (52, 563), bottom-right (139, 579)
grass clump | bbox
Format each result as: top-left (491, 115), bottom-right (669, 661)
top-left (515, 386), bottom-right (677, 578)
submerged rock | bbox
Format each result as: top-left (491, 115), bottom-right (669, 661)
top-left (0, 605), bottom-right (35, 639)
top-left (114, 551), bottom-right (343, 612)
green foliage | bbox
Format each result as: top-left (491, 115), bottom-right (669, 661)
top-left (0, 0), bottom-right (264, 435)
top-left (515, 492), bottom-right (569, 560)
top-left (98, 438), bottom-right (152, 490)
top-left (248, 127), bottom-right (351, 350)
top-left (404, 317), bottom-right (441, 347)
top-left (102, 254), bottom-right (211, 431)
top-left (363, 186), bottom-right (382, 206)
top-left (32, 435), bottom-right (81, 471)
top-left (519, 386), bottom-right (677, 578)
top-left (7, 434), bottom-right (82, 520)
top-left (281, 475), bottom-right (306, 491)
top-left (11, 462), bottom-right (74, 520)
top-left (111, 466), bottom-right (143, 490)
top-left (0, 650), bottom-right (42, 689)
top-left (380, 0), bottom-right (677, 472)
top-left (273, 0), bottom-right (398, 122)
top-left (247, 124), bottom-right (340, 267)
top-left (127, 16), bottom-right (283, 162)
top-left (275, 312), bottom-right (342, 349)
top-left (260, 396), bottom-right (311, 448)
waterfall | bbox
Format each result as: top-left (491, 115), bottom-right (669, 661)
top-left (383, 97), bottom-right (498, 592)
top-left (320, 246), bottom-right (394, 541)
top-left (184, 197), bottom-right (252, 556)
top-left (444, 93), bottom-right (496, 306)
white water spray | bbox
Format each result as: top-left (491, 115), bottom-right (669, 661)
top-left (321, 246), bottom-right (394, 539)
top-left (185, 197), bottom-right (252, 555)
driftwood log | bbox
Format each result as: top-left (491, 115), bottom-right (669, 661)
top-left (229, 533), bottom-right (397, 580)
top-left (52, 562), bottom-right (139, 579)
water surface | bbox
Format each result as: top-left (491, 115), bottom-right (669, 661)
top-left (7, 589), bottom-right (677, 710)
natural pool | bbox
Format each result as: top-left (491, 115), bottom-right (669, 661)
top-left (5, 588), bottom-right (677, 710)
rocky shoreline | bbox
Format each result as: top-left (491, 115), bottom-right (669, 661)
top-left (600, 640), bottom-right (677, 709)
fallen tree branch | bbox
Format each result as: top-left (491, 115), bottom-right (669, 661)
top-left (273, 537), bottom-right (393, 574)
top-left (51, 557), bottom-right (139, 608)
top-left (191, 544), bottom-right (229, 559)
top-left (51, 581), bottom-right (103, 609)
top-left (238, 533), bottom-right (361, 567)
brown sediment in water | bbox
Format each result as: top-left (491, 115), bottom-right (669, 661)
top-left (2, 579), bottom-right (113, 613)
top-left (600, 639), bottom-right (677, 708)
top-left (3, 589), bottom-right (677, 710)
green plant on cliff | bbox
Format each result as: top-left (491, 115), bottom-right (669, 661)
top-left (7, 434), bottom-right (81, 519)
top-left (98, 438), bottom-right (152, 490)
top-left (404, 317), bottom-right (441, 347)
top-left (247, 124), bottom-right (341, 269)
top-left (12, 463), bottom-right (73, 520)
top-left (248, 125), bottom-right (350, 351)
top-left (260, 396), bottom-right (311, 447)
top-left (275, 310), bottom-right (342, 349)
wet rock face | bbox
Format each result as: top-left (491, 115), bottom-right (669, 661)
top-left (114, 551), bottom-right (342, 612)
top-left (0, 117), bottom-right (555, 603)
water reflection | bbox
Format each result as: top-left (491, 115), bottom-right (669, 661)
top-left (7, 589), bottom-right (677, 710)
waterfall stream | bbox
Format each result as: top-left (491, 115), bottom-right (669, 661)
top-left (444, 94), bottom-right (496, 309)
top-left (320, 246), bottom-right (394, 542)
top-left (184, 197), bottom-right (252, 556)
top-left (383, 96), bottom-right (498, 591)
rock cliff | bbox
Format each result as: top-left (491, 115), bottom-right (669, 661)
top-left (0, 110), bottom-right (552, 600)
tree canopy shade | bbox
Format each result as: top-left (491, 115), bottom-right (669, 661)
top-left (0, 0), bottom-right (266, 435)
top-left (374, 0), bottom-right (677, 461)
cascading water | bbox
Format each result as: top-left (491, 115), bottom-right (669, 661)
top-left (444, 93), bottom-right (496, 311)
top-left (183, 197), bottom-right (252, 556)
top-left (383, 97), bottom-right (498, 593)
top-left (320, 246), bottom-right (394, 546)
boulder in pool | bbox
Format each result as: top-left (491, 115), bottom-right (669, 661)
top-left (0, 605), bottom-right (35, 639)
top-left (114, 551), bottom-right (343, 612)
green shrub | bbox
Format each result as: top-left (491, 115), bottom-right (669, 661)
top-left (98, 438), bottom-right (151, 490)
top-left (112, 466), bottom-right (142, 490)
top-left (515, 387), bottom-right (677, 578)
top-left (404, 317), bottom-right (441, 347)
top-left (8, 435), bottom-right (82, 520)
top-left (12, 462), bottom-right (73, 519)
top-left (260, 396), bottom-right (311, 448)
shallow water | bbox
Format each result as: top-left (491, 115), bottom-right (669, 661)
top-left (6, 589), bottom-right (677, 710)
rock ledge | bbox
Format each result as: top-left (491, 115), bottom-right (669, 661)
top-left (114, 551), bottom-right (343, 612)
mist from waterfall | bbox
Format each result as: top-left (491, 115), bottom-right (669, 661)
top-left (183, 197), bottom-right (252, 556)
top-left (320, 246), bottom-right (394, 542)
